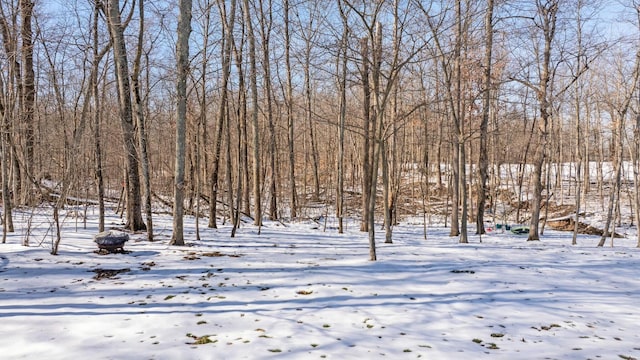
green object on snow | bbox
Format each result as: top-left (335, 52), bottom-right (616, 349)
top-left (510, 226), bottom-right (529, 235)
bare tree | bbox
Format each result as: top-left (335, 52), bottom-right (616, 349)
top-left (634, 2), bottom-right (640, 249)
top-left (132, 0), bottom-right (153, 240)
top-left (509, 0), bottom-right (562, 241)
top-left (256, 0), bottom-right (278, 220)
top-left (336, 0), bottom-right (349, 233)
top-left (284, 0), bottom-right (297, 219)
top-left (0, 73), bottom-right (14, 240)
top-left (302, 7), bottom-right (322, 204)
top-left (424, 0), bottom-right (470, 242)
top-left (345, 0), bottom-right (422, 258)
top-left (242, 0), bottom-right (262, 228)
top-left (598, 42), bottom-right (640, 247)
top-left (92, 3), bottom-right (106, 233)
top-left (476, 0), bottom-right (494, 235)
top-left (518, 0), bottom-right (593, 241)
top-left (102, 0), bottom-right (146, 231)
top-left (209, 0), bottom-right (236, 228)
top-left (170, 0), bottom-right (192, 246)
top-left (0, 1), bottom-right (20, 232)
top-left (19, 0), bottom-right (34, 205)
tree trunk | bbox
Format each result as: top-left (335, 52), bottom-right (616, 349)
top-left (257, 0), bottom-right (278, 220)
top-left (337, 3), bottom-right (348, 233)
top-left (454, 0), bottom-right (467, 244)
top-left (230, 17), bottom-right (251, 217)
top-left (19, 0), bottom-right (34, 205)
top-left (196, 0), bottom-right (213, 237)
top-left (132, 0), bottom-right (153, 241)
top-left (104, 0), bottom-right (146, 232)
top-left (170, 0), bottom-right (192, 246)
top-left (528, 1), bottom-right (558, 241)
top-left (599, 117), bottom-right (623, 247)
top-left (572, 0), bottom-right (584, 246)
top-left (231, 19), bottom-right (246, 237)
top-left (284, 0), bottom-right (297, 219)
top-left (0, 75), bottom-right (13, 239)
top-left (476, 0), bottom-right (494, 235)
top-left (242, 0), bottom-right (262, 228)
top-left (209, 0), bottom-right (236, 228)
top-left (92, 4), bottom-right (105, 233)
top-left (360, 37), bottom-right (372, 232)
top-left (305, 35), bottom-right (320, 201)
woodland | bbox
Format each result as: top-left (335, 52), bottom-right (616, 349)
top-left (1, 0), bottom-right (640, 259)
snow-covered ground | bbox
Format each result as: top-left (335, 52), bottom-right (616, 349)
top-left (1, 208), bottom-right (639, 359)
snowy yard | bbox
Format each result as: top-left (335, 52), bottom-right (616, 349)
top-left (1, 209), bottom-right (639, 359)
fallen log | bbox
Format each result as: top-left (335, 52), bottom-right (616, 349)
top-left (546, 217), bottom-right (624, 238)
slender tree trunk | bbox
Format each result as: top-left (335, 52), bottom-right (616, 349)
top-left (232, 19), bottom-right (246, 236)
top-left (132, 0), bottom-right (153, 241)
top-left (230, 19), bottom-right (251, 217)
top-left (528, 2), bottom-right (558, 241)
top-left (257, 0), bottom-right (278, 220)
top-left (226, 103), bottom-right (236, 225)
top-left (231, 91), bottom-right (244, 238)
top-left (454, 0), bottom-right (468, 244)
top-left (197, 1), bottom-right (213, 236)
top-left (382, 141), bottom-right (392, 243)
top-left (243, 0), bottom-right (262, 228)
top-left (476, 0), bottom-right (494, 235)
top-left (360, 37), bottom-right (371, 232)
top-left (170, 0), bottom-right (192, 246)
top-left (599, 26), bottom-right (640, 245)
top-left (337, 3), bottom-right (348, 233)
top-left (635, 112), bottom-right (640, 247)
top-left (599, 117), bottom-right (624, 247)
top-left (305, 37), bottom-right (320, 201)
top-left (572, 0), bottom-right (584, 246)
top-left (19, 0), bottom-right (34, 205)
top-left (633, 5), bottom-right (640, 248)
top-left (284, 0), bottom-right (297, 219)
top-left (92, 4), bottom-right (105, 232)
top-left (209, 0), bottom-right (236, 228)
top-left (367, 21), bottom-right (385, 260)
top-left (104, 0), bottom-right (146, 232)
top-left (0, 5), bottom-right (22, 207)
top-left (0, 75), bottom-right (13, 239)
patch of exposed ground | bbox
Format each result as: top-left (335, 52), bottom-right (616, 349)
top-left (547, 217), bottom-right (624, 238)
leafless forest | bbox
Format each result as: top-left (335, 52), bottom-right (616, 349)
top-left (1, 0), bottom-right (640, 257)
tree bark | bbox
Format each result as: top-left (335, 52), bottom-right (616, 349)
top-left (528, 1), bottom-right (558, 241)
top-left (92, 3), bottom-right (105, 232)
top-left (170, 0), bottom-right (192, 246)
top-left (243, 0), bottom-right (262, 228)
top-left (19, 0), bottom-right (34, 205)
top-left (284, 0), bottom-right (297, 219)
top-left (209, 0), bottom-right (236, 228)
top-left (337, 1), bottom-right (348, 233)
top-left (104, 0), bottom-right (146, 232)
top-left (0, 74), bottom-right (14, 239)
top-left (257, 0), bottom-right (278, 220)
top-left (360, 37), bottom-right (372, 232)
top-left (476, 0), bottom-right (494, 235)
top-left (132, 0), bottom-right (153, 240)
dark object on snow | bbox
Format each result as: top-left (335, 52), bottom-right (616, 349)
top-left (496, 224), bottom-right (512, 230)
top-left (94, 230), bottom-right (129, 253)
top-left (510, 225), bottom-right (529, 235)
